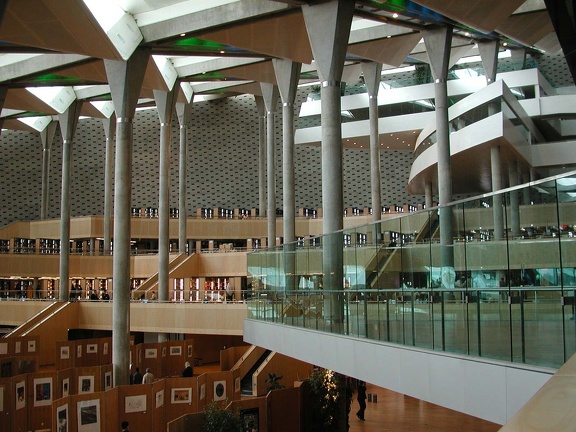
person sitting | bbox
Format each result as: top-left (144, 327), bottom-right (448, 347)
top-left (181, 361), bottom-right (193, 377)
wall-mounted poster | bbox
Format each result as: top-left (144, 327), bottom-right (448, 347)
top-left (162, 347), bottom-right (167, 357)
top-left (33, 377), bottom-right (53, 407)
top-left (171, 388), bottom-right (191, 404)
top-left (241, 407), bottom-right (259, 432)
top-left (77, 399), bottom-right (100, 432)
top-left (60, 346), bottom-right (70, 360)
top-left (62, 378), bottom-right (70, 398)
top-left (125, 394), bottom-right (147, 413)
top-left (235, 377), bottom-right (240, 393)
top-left (57, 404), bottom-right (68, 432)
top-left (200, 383), bottom-right (205, 401)
top-left (155, 389), bottom-right (164, 408)
top-left (86, 344), bottom-right (97, 354)
top-left (78, 376), bottom-right (94, 394)
top-left (145, 348), bottom-right (157, 359)
top-left (214, 380), bottom-right (226, 401)
top-left (77, 345), bottom-right (82, 358)
top-left (170, 346), bottom-right (182, 356)
top-left (15, 341), bottom-right (21, 354)
top-left (0, 385), bottom-right (4, 411)
top-left (15, 380), bottom-right (25, 410)
top-left (104, 372), bottom-right (112, 390)
top-left (0, 342), bottom-right (7, 355)
top-left (187, 345), bottom-right (193, 357)
top-left (27, 340), bottom-right (36, 353)
top-left (103, 343), bottom-right (108, 356)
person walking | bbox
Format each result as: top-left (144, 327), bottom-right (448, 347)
top-left (356, 380), bottom-right (367, 421)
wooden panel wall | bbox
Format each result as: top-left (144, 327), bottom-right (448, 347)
top-left (0, 378), bottom-right (12, 432)
top-left (12, 374), bottom-right (28, 432)
top-left (27, 370), bottom-right (56, 431)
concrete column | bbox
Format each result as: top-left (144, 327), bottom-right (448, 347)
top-left (40, 122), bottom-right (57, 220)
top-left (508, 161), bottom-right (521, 238)
top-left (423, 26), bottom-right (454, 285)
top-left (273, 59), bottom-right (301, 293)
top-left (176, 101), bottom-right (193, 253)
top-left (424, 181), bottom-right (433, 209)
top-left (522, 173), bottom-right (531, 204)
top-left (261, 83), bottom-right (279, 248)
top-left (154, 88), bottom-right (177, 343)
top-left (491, 146), bottom-right (504, 240)
top-left (302, 0), bottom-right (355, 328)
top-left (105, 48), bottom-right (150, 387)
top-left (102, 115), bottom-right (116, 254)
top-left (58, 101), bottom-right (83, 301)
top-left (362, 62), bottom-right (383, 224)
top-left (255, 96), bottom-right (266, 217)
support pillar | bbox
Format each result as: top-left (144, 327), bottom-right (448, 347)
top-left (478, 40), bottom-right (500, 84)
top-left (424, 181), bottom-right (433, 209)
top-left (361, 62), bottom-right (383, 224)
top-left (40, 122), bottom-right (57, 220)
top-left (491, 146), bottom-right (504, 240)
top-left (154, 88), bottom-right (178, 343)
top-left (105, 48), bottom-right (150, 387)
top-left (255, 96), bottom-right (266, 217)
top-left (303, 0), bottom-right (355, 329)
top-left (423, 26), bottom-right (454, 288)
top-left (103, 115), bottom-right (116, 254)
top-left (58, 100), bottom-right (83, 301)
top-left (508, 161), bottom-right (521, 238)
top-left (273, 59), bottom-right (301, 293)
top-left (261, 83), bottom-right (279, 248)
top-left (176, 101), bottom-right (193, 253)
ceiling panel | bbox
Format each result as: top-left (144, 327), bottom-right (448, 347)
top-left (496, 10), bottom-right (555, 48)
top-left (348, 32), bottom-right (423, 67)
top-left (4, 88), bottom-right (59, 114)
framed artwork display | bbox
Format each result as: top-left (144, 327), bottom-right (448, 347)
top-left (60, 346), bottom-right (70, 360)
top-left (33, 377), bottom-right (52, 407)
top-left (78, 376), bottom-right (94, 394)
top-left (145, 348), bottom-right (157, 359)
top-left (57, 404), bottom-right (68, 432)
top-left (86, 344), bottom-right (97, 354)
top-left (170, 346), bottom-right (182, 356)
top-left (155, 389), bottom-right (164, 408)
top-left (125, 394), bottom-right (146, 413)
top-left (77, 399), bottom-right (100, 432)
top-left (104, 372), bottom-right (112, 391)
top-left (62, 378), bottom-right (70, 398)
top-left (214, 380), bottom-right (226, 401)
top-left (15, 380), bottom-right (25, 410)
top-left (27, 340), bottom-right (36, 353)
top-left (171, 388), bottom-right (191, 404)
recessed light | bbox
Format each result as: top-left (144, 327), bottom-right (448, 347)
top-left (392, 13), bottom-right (399, 18)
top-left (180, 33), bottom-right (186, 37)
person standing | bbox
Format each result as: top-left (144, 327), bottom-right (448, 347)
top-left (142, 367), bottom-right (155, 384)
top-left (181, 361), bottom-right (193, 377)
top-left (132, 367), bottom-right (143, 384)
top-left (120, 420), bottom-right (129, 431)
top-left (356, 379), bottom-right (367, 421)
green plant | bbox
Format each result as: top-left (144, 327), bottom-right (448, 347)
top-left (265, 372), bottom-right (285, 391)
top-left (203, 401), bottom-right (242, 432)
top-left (307, 369), bottom-right (351, 432)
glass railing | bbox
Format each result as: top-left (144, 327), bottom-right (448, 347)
top-left (247, 170), bottom-right (576, 369)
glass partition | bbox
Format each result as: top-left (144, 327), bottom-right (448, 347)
top-left (247, 171), bottom-right (576, 369)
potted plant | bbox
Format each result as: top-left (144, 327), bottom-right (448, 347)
top-left (204, 401), bottom-right (242, 432)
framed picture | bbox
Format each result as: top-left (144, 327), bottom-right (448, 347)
top-left (77, 345), bottom-right (82, 358)
top-left (214, 380), bottom-right (226, 401)
top-left (0, 342), bottom-right (7, 355)
top-left (62, 378), bottom-right (70, 398)
top-left (145, 348), bottom-right (157, 359)
top-left (171, 388), bottom-right (191, 404)
top-left (104, 372), bottom-right (112, 391)
top-left (155, 389), bottom-right (164, 408)
top-left (125, 394), bottom-right (147, 413)
top-left (15, 341), bottom-right (21, 354)
top-left (56, 404), bottom-right (68, 432)
top-left (60, 346), bottom-right (70, 360)
top-left (33, 377), bottom-right (52, 407)
top-left (77, 399), bottom-right (100, 432)
top-left (15, 380), bottom-right (25, 410)
top-left (162, 347), bottom-right (167, 357)
top-left (86, 344), bottom-right (97, 354)
top-left (200, 383), bottom-right (205, 400)
top-left (235, 377), bottom-right (240, 393)
top-left (103, 343), bottom-right (108, 356)
top-left (78, 376), bottom-right (94, 394)
top-left (27, 340), bottom-right (36, 353)
top-left (241, 407), bottom-right (260, 432)
top-left (187, 345), bottom-right (193, 357)
top-left (0, 385), bottom-right (4, 411)
top-left (170, 346), bottom-right (182, 356)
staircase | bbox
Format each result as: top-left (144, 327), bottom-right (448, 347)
top-left (131, 253), bottom-right (192, 297)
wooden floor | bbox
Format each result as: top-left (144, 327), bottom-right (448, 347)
top-left (349, 383), bottom-right (501, 432)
